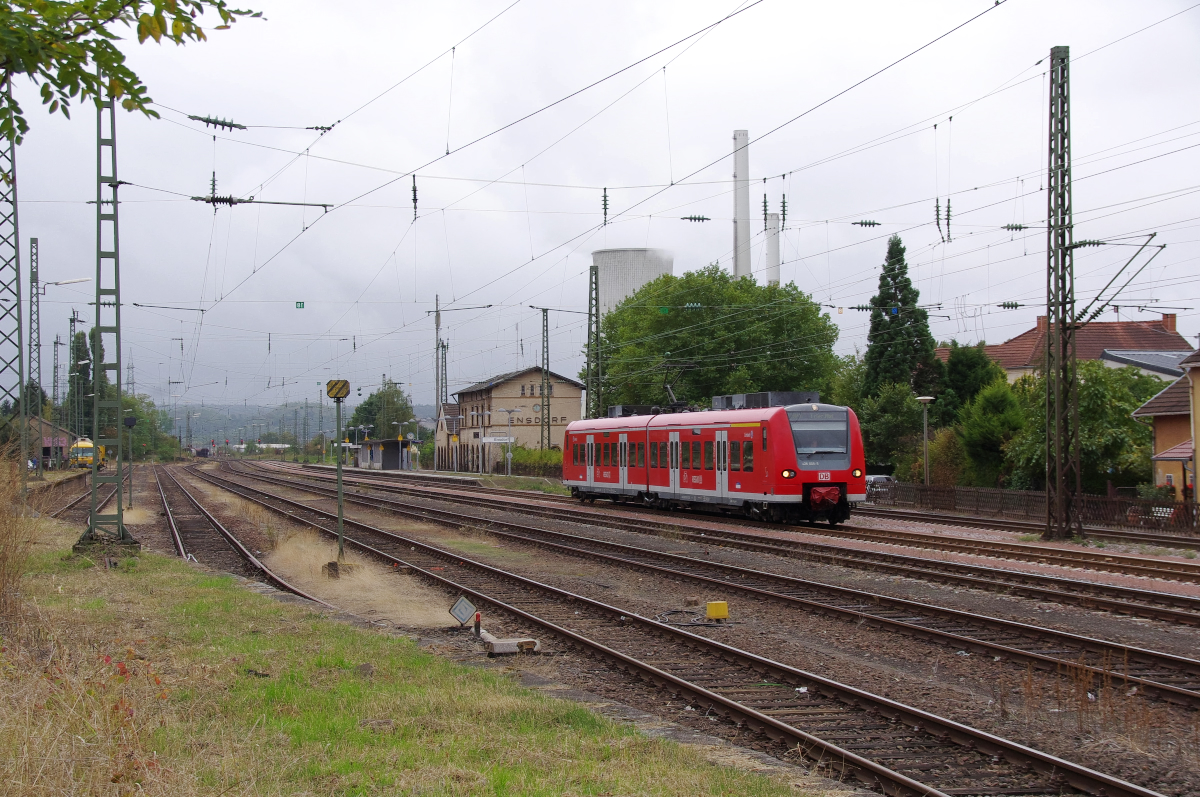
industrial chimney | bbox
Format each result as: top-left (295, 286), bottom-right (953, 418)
top-left (765, 212), bottom-right (780, 286)
top-left (732, 130), bottom-right (751, 279)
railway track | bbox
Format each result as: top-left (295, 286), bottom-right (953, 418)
top-left (50, 473), bottom-right (127, 520)
top-left (854, 507), bottom-right (1200, 551)
top-left (253, 462), bottom-right (1200, 625)
top-left (225, 462), bottom-right (1200, 709)
top-left (154, 466), bottom-right (331, 607)
top-left (290, 463), bottom-right (1200, 553)
top-left (193, 463), bottom-right (1168, 797)
top-left (281, 464), bottom-right (1200, 582)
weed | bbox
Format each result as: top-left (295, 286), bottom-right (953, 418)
top-left (1018, 534), bottom-right (1039, 543)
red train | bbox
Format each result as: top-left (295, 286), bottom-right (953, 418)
top-left (563, 402), bottom-right (866, 525)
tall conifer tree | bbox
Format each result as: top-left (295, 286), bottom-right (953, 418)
top-left (862, 236), bottom-right (942, 397)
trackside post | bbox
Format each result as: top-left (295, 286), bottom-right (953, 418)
top-left (327, 379), bottom-right (351, 562)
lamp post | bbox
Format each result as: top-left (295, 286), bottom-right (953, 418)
top-left (492, 407), bottom-right (523, 477)
top-left (917, 396), bottom-right (935, 486)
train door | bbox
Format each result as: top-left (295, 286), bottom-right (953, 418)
top-left (668, 431), bottom-right (680, 494)
top-left (585, 434), bottom-right (595, 488)
top-left (618, 433), bottom-right (629, 491)
top-left (715, 430), bottom-right (729, 502)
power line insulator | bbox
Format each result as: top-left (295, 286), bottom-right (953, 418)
top-left (680, 215), bottom-right (710, 222)
top-left (1002, 223), bottom-right (1027, 231)
top-left (852, 220), bottom-right (880, 227)
top-left (998, 301), bottom-right (1022, 310)
top-left (187, 114), bottom-right (247, 131)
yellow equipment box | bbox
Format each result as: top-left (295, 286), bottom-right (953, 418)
top-left (705, 601), bottom-right (729, 620)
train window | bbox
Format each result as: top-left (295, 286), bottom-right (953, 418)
top-left (650, 441), bottom-right (658, 468)
top-left (704, 441), bottom-right (714, 470)
top-left (636, 442), bottom-right (645, 467)
top-left (602, 443), bottom-right (609, 467)
top-left (762, 426), bottom-right (768, 451)
top-left (661, 442), bottom-right (669, 469)
top-left (730, 440), bottom-right (741, 471)
top-left (691, 441), bottom-right (701, 469)
top-left (620, 442), bottom-right (627, 467)
top-left (670, 441), bottom-right (678, 469)
top-left (572, 443), bottom-right (578, 465)
top-left (681, 440), bottom-right (691, 469)
top-left (743, 441), bottom-right (754, 472)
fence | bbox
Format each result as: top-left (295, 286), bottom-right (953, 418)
top-left (867, 482), bottom-right (1197, 535)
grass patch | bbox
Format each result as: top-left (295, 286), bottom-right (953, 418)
top-left (476, 474), bottom-right (571, 497)
top-left (1017, 534), bottom-right (1039, 543)
top-left (1, 520), bottom-right (807, 795)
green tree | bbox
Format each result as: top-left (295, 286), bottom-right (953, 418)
top-left (827, 353), bottom-right (866, 409)
top-left (1004, 362), bottom-right (1163, 493)
top-left (62, 328), bottom-right (112, 436)
top-left (859, 382), bottom-right (921, 470)
top-left (0, 0), bottom-right (259, 143)
top-left (862, 236), bottom-right (942, 398)
top-left (927, 426), bottom-right (970, 486)
top-left (595, 265), bottom-right (838, 410)
top-left (348, 378), bottom-right (415, 440)
top-left (119, 391), bottom-right (179, 461)
top-left (957, 379), bottom-right (1024, 487)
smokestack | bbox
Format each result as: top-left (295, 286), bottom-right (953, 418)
top-left (732, 130), bottom-right (750, 279)
top-left (765, 212), bottom-right (780, 286)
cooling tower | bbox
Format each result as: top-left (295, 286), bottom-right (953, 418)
top-left (592, 248), bottom-right (674, 315)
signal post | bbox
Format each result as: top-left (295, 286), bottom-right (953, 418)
top-left (327, 379), bottom-right (350, 562)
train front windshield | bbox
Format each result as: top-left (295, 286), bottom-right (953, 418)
top-left (788, 410), bottom-right (849, 468)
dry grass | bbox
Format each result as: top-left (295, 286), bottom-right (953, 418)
top-left (0, 456), bottom-right (49, 617)
top-left (0, 517), bottom-right (818, 796)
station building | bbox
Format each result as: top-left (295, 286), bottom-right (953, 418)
top-left (435, 366), bottom-right (584, 473)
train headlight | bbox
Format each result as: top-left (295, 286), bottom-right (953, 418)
top-left (852, 468), bottom-right (863, 478)
top-left (781, 469), bottom-right (796, 479)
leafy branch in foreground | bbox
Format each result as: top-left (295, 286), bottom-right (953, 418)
top-left (0, 0), bottom-right (261, 142)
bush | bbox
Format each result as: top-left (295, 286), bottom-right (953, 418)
top-left (494, 446), bottom-right (562, 477)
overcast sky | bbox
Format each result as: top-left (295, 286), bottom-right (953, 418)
top-left (14, 0), bottom-right (1200, 418)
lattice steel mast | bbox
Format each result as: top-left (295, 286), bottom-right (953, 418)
top-left (539, 308), bottom-right (549, 448)
top-left (28, 237), bottom-right (40, 478)
top-left (0, 81), bottom-right (25, 489)
top-left (1044, 46), bottom-right (1082, 542)
top-left (585, 264), bottom-right (600, 418)
top-left (77, 82), bottom-right (137, 550)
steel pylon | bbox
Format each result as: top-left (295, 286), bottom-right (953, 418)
top-left (1043, 45), bottom-right (1082, 542)
top-left (585, 264), bottom-right (600, 419)
top-left (539, 308), bottom-right (550, 449)
top-left (77, 85), bottom-right (137, 550)
top-left (0, 86), bottom-right (25, 487)
top-left (28, 237), bottom-right (40, 478)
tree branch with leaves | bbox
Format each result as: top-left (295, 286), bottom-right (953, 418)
top-left (0, 0), bottom-right (260, 142)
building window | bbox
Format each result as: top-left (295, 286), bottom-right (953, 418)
top-left (520, 385), bottom-right (525, 396)
top-left (549, 383), bottom-right (554, 396)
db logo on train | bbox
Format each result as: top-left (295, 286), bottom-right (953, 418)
top-left (818, 472), bottom-right (831, 481)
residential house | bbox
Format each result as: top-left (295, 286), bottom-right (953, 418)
top-left (936, 313), bottom-right (1192, 382)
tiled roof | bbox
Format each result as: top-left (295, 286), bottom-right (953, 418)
top-left (455, 366), bottom-right (584, 395)
top-left (1152, 438), bottom-right (1193, 462)
top-left (1100, 349), bottom-right (1190, 378)
top-left (1183, 349), bottom-right (1200, 367)
top-left (1132, 376), bottom-right (1191, 417)
top-left (987, 316), bottom-right (1192, 370)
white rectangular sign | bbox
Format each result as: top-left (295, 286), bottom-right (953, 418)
top-left (481, 436), bottom-right (514, 444)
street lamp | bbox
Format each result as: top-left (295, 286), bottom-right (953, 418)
top-left (916, 396), bottom-right (935, 486)
top-left (492, 407), bottom-right (524, 477)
